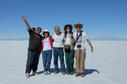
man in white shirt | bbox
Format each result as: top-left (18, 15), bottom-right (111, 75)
top-left (73, 23), bottom-right (93, 77)
top-left (52, 26), bottom-right (66, 75)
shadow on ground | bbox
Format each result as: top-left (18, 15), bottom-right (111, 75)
top-left (37, 68), bottom-right (100, 76)
top-left (85, 69), bottom-right (100, 76)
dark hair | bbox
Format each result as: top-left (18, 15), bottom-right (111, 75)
top-left (43, 31), bottom-right (50, 37)
top-left (32, 27), bottom-right (35, 31)
top-left (36, 27), bottom-right (42, 32)
top-left (64, 24), bottom-right (73, 38)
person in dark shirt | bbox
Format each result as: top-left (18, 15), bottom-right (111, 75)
top-left (22, 16), bottom-right (43, 78)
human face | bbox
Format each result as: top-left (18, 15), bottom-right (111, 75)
top-left (35, 28), bottom-right (42, 34)
top-left (44, 32), bottom-right (49, 38)
top-left (55, 27), bottom-right (61, 35)
top-left (76, 26), bottom-right (82, 32)
top-left (66, 26), bottom-right (71, 33)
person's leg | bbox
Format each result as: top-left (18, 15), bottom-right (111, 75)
top-left (46, 50), bottom-right (52, 72)
top-left (65, 52), bottom-right (70, 73)
top-left (69, 50), bottom-right (74, 72)
top-left (53, 48), bottom-right (59, 72)
top-left (42, 51), bottom-right (47, 72)
top-left (75, 50), bottom-right (80, 76)
top-left (25, 50), bottom-right (35, 74)
top-left (58, 48), bottom-right (65, 73)
top-left (79, 49), bottom-right (86, 75)
top-left (32, 52), bottom-right (40, 73)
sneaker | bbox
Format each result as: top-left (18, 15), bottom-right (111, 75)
top-left (32, 72), bottom-right (37, 75)
top-left (26, 73), bottom-right (30, 78)
top-left (75, 73), bottom-right (80, 77)
top-left (61, 72), bottom-right (66, 75)
top-left (81, 74), bottom-right (85, 77)
top-left (44, 71), bottom-right (51, 75)
top-left (70, 71), bottom-right (75, 75)
top-left (54, 71), bottom-right (59, 74)
top-left (43, 71), bottom-right (46, 74)
top-left (66, 71), bottom-right (70, 75)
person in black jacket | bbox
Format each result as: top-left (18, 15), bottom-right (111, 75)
top-left (22, 16), bottom-right (43, 78)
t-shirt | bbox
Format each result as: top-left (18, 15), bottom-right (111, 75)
top-left (73, 31), bottom-right (88, 50)
top-left (42, 37), bottom-right (52, 51)
top-left (28, 28), bottom-right (43, 51)
top-left (64, 33), bottom-right (71, 45)
top-left (52, 33), bottom-right (64, 48)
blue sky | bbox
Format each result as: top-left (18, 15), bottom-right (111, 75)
top-left (0, 0), bottom-right (127, 39)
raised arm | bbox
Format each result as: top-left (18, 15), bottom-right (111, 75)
top-left (22, 16), bottom-right (31, 31)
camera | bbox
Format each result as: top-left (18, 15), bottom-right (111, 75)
top-left (77, 45), bottom-right (81, 48)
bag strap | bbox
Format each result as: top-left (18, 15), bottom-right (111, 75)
top-left (74, 31), bottom-right (82, 47)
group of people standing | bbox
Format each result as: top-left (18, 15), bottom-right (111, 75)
top-left (22, 16), bottom-right (93, 78)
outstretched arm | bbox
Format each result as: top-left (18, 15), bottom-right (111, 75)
top-left (87, 39), bottom-right (94, 52)
top-left (22, 16), bottom-right (31, 31)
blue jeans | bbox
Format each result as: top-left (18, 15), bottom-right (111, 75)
top-left (42, 50), bottom-right (52, 72)
top-left (53, 47), bottom-right (65, 72)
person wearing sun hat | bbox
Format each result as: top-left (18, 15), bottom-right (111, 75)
top-left (41, 29), bottom-right (53, 75)
top-left (73, 23), bottom-right (94, 77)
top-left (74, 23), bottom-right (83, 29)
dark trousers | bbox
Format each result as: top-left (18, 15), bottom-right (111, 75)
top-left (65, 50), bottom-right (74, 72)
top-left (25, 49), bottom-right (40, 74)
top-left (53, 47), bottom-right (65, 72)
top-left (42, 50), bottom-right (52, 72)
